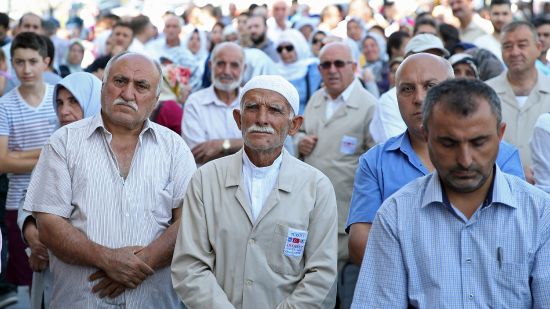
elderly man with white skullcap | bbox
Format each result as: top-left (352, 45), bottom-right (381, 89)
top-left (171, 75), bottom-right (338, 308)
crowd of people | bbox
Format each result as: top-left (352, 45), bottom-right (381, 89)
top-left (0, 0), bottom-right (550, 308)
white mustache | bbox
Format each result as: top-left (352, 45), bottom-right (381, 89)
top-left (247, 125), bottom-right (275, 134)
top-left (113, 98), bottom-right (138, 111)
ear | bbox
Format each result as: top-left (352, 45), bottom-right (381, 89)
top-left (287, 115), bottom-right (303, 136)
top-left (43, 56), bottom-right (51, 67)
top-left (351, 61), bottom-right (357, 72)
top-left (421, 124), bottom-right (429, 143)
top-left (232, 108), bottom-right (242, 131)
top-left (497, 121), bottom-right (506, 141)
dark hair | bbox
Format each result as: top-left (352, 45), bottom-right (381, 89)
top-left (41, 35), bottom-right (55, 68)
top-left (438, 23), bottom-right (460, 51)
top-left (387, 31), bottom-right (410, 59)
top-left (113, 21), bottom-right (133, 33)
top-left (414, 17), bottom-right (437, 35)
top-left (130, 15), bottom-right (151, 35)
top-left (423, 79), bottom-right (502, 131)
top-left (533, 17), bottom-right (550, 28)
top-left (85, 55), bottom-right (111, 73)
top-left (490, 0), bottom-right (511, 8)
top-left (10, 32), bottom-right (48, 58)
top-left (0, 12), bottom-right (9, 29)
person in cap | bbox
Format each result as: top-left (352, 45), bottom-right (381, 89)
top-left (449, 53), bottom-right (479, 79)
top-left (352, 78), bottom-right (550, 308)
top-left (171, 75), bottom-right (338, 308)
top-left (369, 33), bottom-right (449, 144)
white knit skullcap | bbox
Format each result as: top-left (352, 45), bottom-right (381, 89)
top-left (240, 75), bottom-right (299, 115)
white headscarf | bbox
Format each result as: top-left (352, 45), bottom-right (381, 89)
top-left (53, 72), bottom-right (102, 121)
top-left (275, 29), bottom-right (318, 81)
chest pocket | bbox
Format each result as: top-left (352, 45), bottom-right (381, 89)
top-left (267, 223), bottom-right (307, 276)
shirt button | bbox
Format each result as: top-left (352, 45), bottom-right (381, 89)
top-left (125, 213), bottom-right (129, 217)
top-left (249, 239), bottom-right (255, 245)
top-left (246, 279), bottom-right (253, 286)
top-left (468, 294), bottom-right (474, 299)
top-left (466, 258), bottom-right (472, 263)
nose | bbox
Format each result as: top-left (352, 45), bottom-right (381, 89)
top-left (120, 83), bottom-right (135, 101)
top-left (58, 102), bottom-right (70, 116)
top-left (413, 88), bottom-right (427, 106)
top-left (456, 144), bottom-right (473, 168)
top-left (256, 105), bottom-right (269, 125)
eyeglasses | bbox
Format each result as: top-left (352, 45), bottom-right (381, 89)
top-left (319, 60), bottom-right (354, 70)
top-left (312, 37), bottom-right (324, 45)
top-left (276, 45), bottom-right (295, 53)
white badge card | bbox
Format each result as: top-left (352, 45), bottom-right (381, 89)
top-left (340, 135), bottom-right (358, 155)
top-left (284, 228), bottom-right (308, 257)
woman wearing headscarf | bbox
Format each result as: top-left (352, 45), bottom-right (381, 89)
top-left (275, 29), bottom-right (322, 115)
top-left (183, 28), bottom-right (209, 91)
top-left (17, 72), bottom-right (101, 309)
top-left (59, 40), bottom-right (85, 78)
top-left (359, 34), bottom-right (389, 95)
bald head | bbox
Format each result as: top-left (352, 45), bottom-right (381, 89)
top-left (395, 53), bottom-right (454, 138)
top-left (211, 41), bottom-right (245, 64)
top-left (103, 52), bottom-right (162, 96)
top-left (319, 42), bottom-right (353, 61)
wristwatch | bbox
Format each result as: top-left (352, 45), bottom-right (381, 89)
top-left (222, 139), bottom-right (231, 154)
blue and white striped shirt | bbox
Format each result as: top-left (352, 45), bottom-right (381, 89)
top-left (352, 167), bottom-right (550, 309)
top-left (0, 85), bottom-right (57, 210)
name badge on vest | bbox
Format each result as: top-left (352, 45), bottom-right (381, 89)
top-left (340, 135), bottom-right (358, 155)
top-left (284, 228), bottom-right (308, 257)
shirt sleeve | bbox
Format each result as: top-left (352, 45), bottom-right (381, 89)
top-left (0, 100), bottom-right (10, 136)
top-left (346, 150), bottom-right (384, 232)
top-left (496, 141), bottom-right (525, 180)
top-left (23, 131), bottom-right (74, 218)
top-left (369, 89), bottom-right (406, 144)
top-left (171, 169), bottom-right (235, 309)
top-left (530, 114), bottom-right (550, 193)
top-left (530, 195), bottom-right (550, 307)
top-left (351, 199), bottom-right (408, 308)
top-left (277, 174), bottom-right (338, 308)
top-left (181, 97), bottom-right (206, 150)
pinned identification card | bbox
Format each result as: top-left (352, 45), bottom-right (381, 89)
top-left (284, 228), bottom-right (308, 257)
top-left (340, 135), bottom-right (358, 155)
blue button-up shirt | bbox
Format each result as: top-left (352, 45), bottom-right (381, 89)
top-left (346, 131), bottom-right (524, 231)
top-left (352, 167), bottom-right (550, 308)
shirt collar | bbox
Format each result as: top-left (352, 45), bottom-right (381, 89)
top-left (242, 148), bottom-right (283, 179)
top-left (199, 85), bottom-right (241, 107)
top-left (86, 113), bottom-right (158, 143)
top-left (323, 78), bottom-right (357, 103)
top-left (421, 165), bottom-right (516, 209)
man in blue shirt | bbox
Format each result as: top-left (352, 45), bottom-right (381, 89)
top-left (352, 78), bottom-right (550, 308)
top-left (347, 53), bottom-right (524, 266)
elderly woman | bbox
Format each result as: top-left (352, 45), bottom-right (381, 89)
top-left (17, 72), bottom-right (101, 309)
top-left (276, 29), bottom-right (321, 115)
top-left (184, 28), bottom-right (209, 91)
top-left (360, 34), bottom-right (389, 95)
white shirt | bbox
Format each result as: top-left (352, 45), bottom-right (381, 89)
top-left (324, 79), bottom-right (357, 119)
top-left (369, 87), bottom-right (406, 144)
top-left (530, 113), bottom-right (550, 193)
top-left (267, 17), bottom-right (291, 42)
top-left (242, 150), bottom-right (283, 222)
top-left (182, 85), bottom-right (242, 150)
top-left (473, 33), bottom-right (503, 62)
top-left (516, 95), bottom-right (529, 108)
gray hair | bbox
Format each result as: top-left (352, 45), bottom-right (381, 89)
top-left (102, 51), bottom-right (162, 96)
top-left (501, 20), bottom-right (538, 43)
top-left (422, 79), bottom-right (502, 131)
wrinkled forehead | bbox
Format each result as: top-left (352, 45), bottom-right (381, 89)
top-left (110, 55), bottom-right (158, 80)
top-left (397, 58), bottom-right (450, 84)
top-left (242, 89), bottom-right (290, 107)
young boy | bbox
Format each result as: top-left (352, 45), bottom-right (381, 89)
top-left (0, 32), bottom-right (57, 289)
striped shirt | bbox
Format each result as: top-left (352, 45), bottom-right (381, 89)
top-left (0, 85), bottom-right (57, 210)
top-left (352, 167), bottom-right (550, 308)
top-left (23, 114), bottom-right (196, 308)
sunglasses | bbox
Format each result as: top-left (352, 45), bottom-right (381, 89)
top-left (319, 60), bottom-right (353, 70)
top-left (312, 37), bottom-right (324, 44)
top-left (276, 45), bottom-right (295, 53)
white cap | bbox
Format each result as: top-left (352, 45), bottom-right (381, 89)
top-left (240, 75), bottom-right (299, 115)
top-left (404, 34), bottom-right (450, 57)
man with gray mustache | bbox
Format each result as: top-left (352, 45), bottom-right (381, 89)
top-left (23, 52), bottom-right (196, 307)
top-left (172, 75), bottom-right (338, 308)
top-left (182, 42), bottom-right (246, 165)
